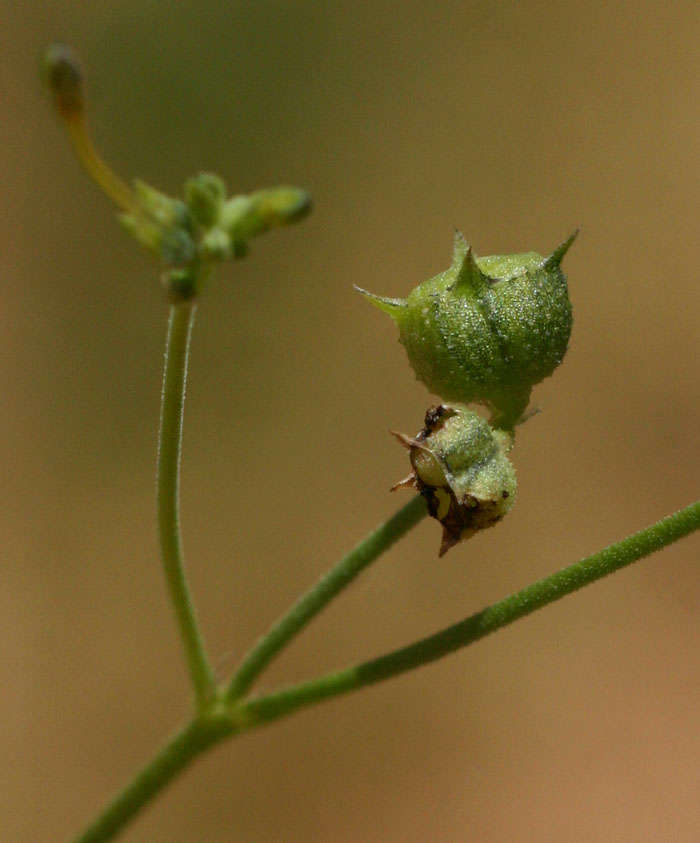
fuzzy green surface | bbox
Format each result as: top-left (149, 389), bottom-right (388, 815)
top-left (412, 407), bottom-right (517, 515)
top-left (394, 252), bottom-right (572, 422)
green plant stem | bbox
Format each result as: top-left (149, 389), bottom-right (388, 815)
top-left (225, 493), bottom-right (428, 700)
top-left (237, 500), bottom-right (700, 727)
top-left (158, 302), bottom-right (215, 707)
top-left (73, 714), bottom-right (235, 843)
top-left (74, 500), bottom-right (698, 843)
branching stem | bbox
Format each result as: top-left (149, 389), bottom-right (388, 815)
top-left (73, 715), bottom-right (233, 843)
top-left (238, 500), bottom-right (700, 726)
top-left (74, 500), bottom-right (699, 843)
top-left (225, 494), bottom-right (428, 700)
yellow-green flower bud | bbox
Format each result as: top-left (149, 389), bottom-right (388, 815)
top-left (184, 172), bottom-right (227, 229)
top-left (119, 180), bottom-right (196, 265)
top-left (359, 231), bottom-right (577, 429)
top-left (43, 44), bottom-right (84, 120)
top-left (393, 405), bottom-right (516, 556)
top-left (200, 228), bottom-right (232, 261)
top-left (221, 187), bottom-right (312, 248)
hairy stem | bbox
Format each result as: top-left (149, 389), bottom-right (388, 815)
top-left (237, 500), bottom-right (700, 726)
top-left (158, 302), bottom-right (215, 706)
top-left (73, 714), bottom-right (235, 843)
top-left (74, 500), bottom-right (698, 842)
top-left (225, 494), bottom-right (428, 700)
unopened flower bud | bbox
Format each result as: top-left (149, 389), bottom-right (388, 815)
top-left (200, 228), bottom-right (232, 261)
top-left (249, 186), bottom-right (312, 227)
top-left (184, 172), bottom-right (227, 229)
top-left (119, 180), bottom-right (196, 264)
top-left (43, 44), bottom-right (84, 120)
top-left (221, 187), bottom-right (312, 246)
top-left (393, 404), bottom-right (516, 556)
top-left (43, 44), bottom-right (312, 295)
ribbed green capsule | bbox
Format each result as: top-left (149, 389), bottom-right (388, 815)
top-left (358, 231), bottom-right (577, 429)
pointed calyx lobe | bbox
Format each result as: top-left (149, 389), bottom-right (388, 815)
top-left (450, 230), bottom-right (494, 295)
top-left (542, 229), bottom-right (579, 270)
top-left (353, 286), bottom-right (406, 318)
top-left (356, 229), bottom-right (576, 429)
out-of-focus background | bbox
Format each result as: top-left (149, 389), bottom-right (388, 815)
top-left (2, 1), bottom-right (698, 840)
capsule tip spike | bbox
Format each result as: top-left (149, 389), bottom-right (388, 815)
top-left (543, 229), bottom-right (579, 270)
top-left (451, 229), bottom-right (469, 268)
top-left (354, 285), bottom-right (406, 318)
top-left (452, 244), bottom-right (492, 293)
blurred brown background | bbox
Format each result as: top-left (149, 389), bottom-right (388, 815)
top-left (2, 1), bottom-right (698, 840)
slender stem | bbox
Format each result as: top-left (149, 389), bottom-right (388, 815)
top-left (158, 302), bottom-right (215, 706)
top-left (237, 500), bottom-right (700, 727)
top-left (73, 714), bottom-right (235, 843)
top-left (72, 496), bottom-right (427, 843)
top-left (225, 494), bottom-right (428, 701)
top-left (66, 117), bottom-right (136, 212)
top-left (74, 501), bottom-right (698, 842)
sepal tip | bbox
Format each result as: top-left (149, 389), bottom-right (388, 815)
top-left (542, 228), bottom-right (579, 270)
top-left (354, 285), bottom-right (406, 317)
top-left (452, 244), bottom-right (493, 293)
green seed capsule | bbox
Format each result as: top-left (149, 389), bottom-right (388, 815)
top-left (358, 231), bottom-right (577, 429)
top-left (393, 404), bottom-right (517, 556)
